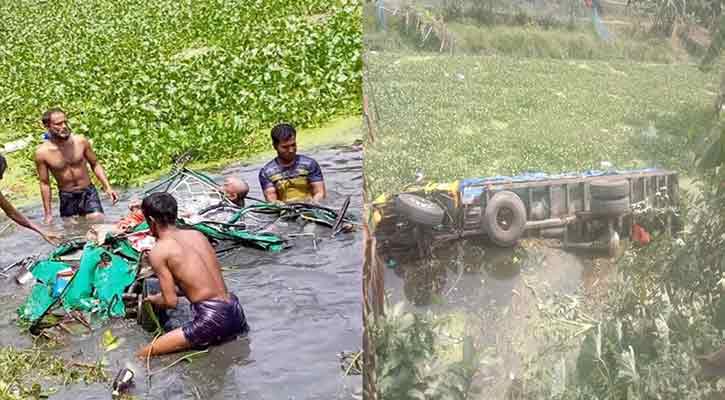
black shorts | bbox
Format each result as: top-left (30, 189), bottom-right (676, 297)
top-left (59, 185), bottom-right (104, 218)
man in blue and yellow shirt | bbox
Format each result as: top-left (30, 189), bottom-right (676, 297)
top-left (259, 123), bottom-right (326, 203)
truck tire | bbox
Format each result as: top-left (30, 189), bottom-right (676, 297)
top-left (591, 196), bottom-right (631, 215)
top-left (395, 194), bottom-right (445, 227)
top-left (482, 191), bottom-right (527, 247)
top-left (590, 179), bottom-right (629, 200)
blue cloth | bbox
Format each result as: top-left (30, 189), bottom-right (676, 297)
top-left (376, 0), bottom-right (386, 31)
top-left (459, 167), bottom-right (664, 204)
top-left (59, 185), bottom-right (104, 217)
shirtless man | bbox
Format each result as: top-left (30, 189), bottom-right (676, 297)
top-left (136, 192), bottom-right (249, 358)
top-left (0, 155), bottom-right (60, 244)
top-left (34, 108), bottom-right (118, 224)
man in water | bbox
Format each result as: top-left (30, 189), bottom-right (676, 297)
top-left (0, 155), bottom-right (60, 244)
top-left (136, 192), bottom-right (249, 358)
top-left (222, 177), bottom-right (249, 207)
top-left (34, 108), bottom-right (118, 224)
top-left (258, 123), bottom-right (326, 203)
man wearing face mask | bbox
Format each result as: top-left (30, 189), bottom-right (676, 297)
top-left (258, 123), bottom-right (326, 203)
top-left (34, 108), bottom-right (118, 224)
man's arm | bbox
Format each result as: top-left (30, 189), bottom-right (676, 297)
top-left (0, 191), bottom-right (59, 244)
top-left (264, 187), bottom-right (279, 202)
top-left (34, 150), bottom-right (53, 224)
top-left (83, 137), bottom-right (118, 204)
top-left (310, 182), bottom-right (326, 203)
top-left (308, 159), bottom-right (326, 202)
top-left (259, 169), bottom-right (280, 203)
top-left (146, 248), bottom-right (179, 309)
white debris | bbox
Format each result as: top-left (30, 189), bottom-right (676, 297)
top-left (2, 137), bottom-right (32, 154)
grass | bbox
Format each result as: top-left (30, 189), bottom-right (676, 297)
top-left (363, 4), bottom-right (685, 63)
top-left (448, 23), bottom-right (682, 63)
top-left (364, 52), bottom-right (718, 197)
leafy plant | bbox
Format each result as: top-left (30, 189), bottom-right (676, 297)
top-left (370, 301), bottom-right (480, 400)
top-left (0, 0), bottom-right (362, 186)
top-left (521, 180), bottom-right (725, 399)
top-left (0, 346), bottom-right (107, 399)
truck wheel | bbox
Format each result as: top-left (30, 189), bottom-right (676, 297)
top-left (591, 197), bottom-right (631, 215)
top-left (395, 194), bottom-right (445, 227)
top-left (590, 179), bottom-right (629, 200)
top-left (482, 191), bottom-right (527, 247)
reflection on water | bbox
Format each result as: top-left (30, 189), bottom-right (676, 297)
top-left (383, 238), bottom-right (603, 399)
top-left (385, 238), bottom-right (586, 310)
top-left (0, 146), bottom-right (362, 400)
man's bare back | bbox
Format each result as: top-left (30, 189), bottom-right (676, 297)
top-left (149, 228), bottom-right (228, 304)
top-left (137, 192), bottom-right (248, 358)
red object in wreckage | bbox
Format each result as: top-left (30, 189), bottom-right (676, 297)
top-left (631, 223), bottom-right (651, 246)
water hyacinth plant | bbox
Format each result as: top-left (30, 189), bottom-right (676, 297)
top-left (0, 0), bottom-right (362, 186)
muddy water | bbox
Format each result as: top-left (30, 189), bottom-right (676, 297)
top-left (383, 238), bottom-right (613, 399)
top-left (0, 145), bottom-right (362, 400)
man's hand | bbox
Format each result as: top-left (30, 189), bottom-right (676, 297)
top-left (43, 214), bottom-right (53, 225)
top-left (144, 293), bottom-right (163, 307)
top-left (42, 230), bottom-right (62, 246)
top-left (105, 188), bottom-right (119, 205)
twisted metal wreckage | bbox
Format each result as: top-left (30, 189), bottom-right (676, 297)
top-left (9, 163), bottom-right (356, 338)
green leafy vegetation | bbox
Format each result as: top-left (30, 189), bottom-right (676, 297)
top-left (0, 346), bottom-right (107, 399)
top-left (363, 2), bottom-right (683, 62)
top-left (364, 2), bottom-right (725, 400)
top-left (370, 301), bottom-right (480, 400)
top-left (0, 0), bottom-right (362, 186)
top-left (364, 52), bottom-right (717, 197)
top-left (517, 180), bottom-right (725, 399)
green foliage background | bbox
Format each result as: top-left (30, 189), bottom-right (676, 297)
top-left (0, 0), bottom-right (362, 185)
top-left (364, 53), bottom-right (717, 198)
top-left (519, 181), bottom-right (725, 399)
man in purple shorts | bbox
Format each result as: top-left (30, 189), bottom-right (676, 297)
top-left (136, 192), bottom-right (249, 358)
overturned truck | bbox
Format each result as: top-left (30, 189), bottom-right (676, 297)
top-left (371, 168), bottom-right (680, 259)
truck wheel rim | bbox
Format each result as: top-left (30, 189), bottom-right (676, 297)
top-left (496, 208), bottom-right (514, 231)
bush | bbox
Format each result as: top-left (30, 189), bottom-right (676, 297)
top-left (371, 302), bottom-right (480, 400)
top-left (522, 178), bottom-right (725, 399)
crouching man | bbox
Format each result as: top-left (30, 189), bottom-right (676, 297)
top-left (136, 192), bottom-right (249, 358)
